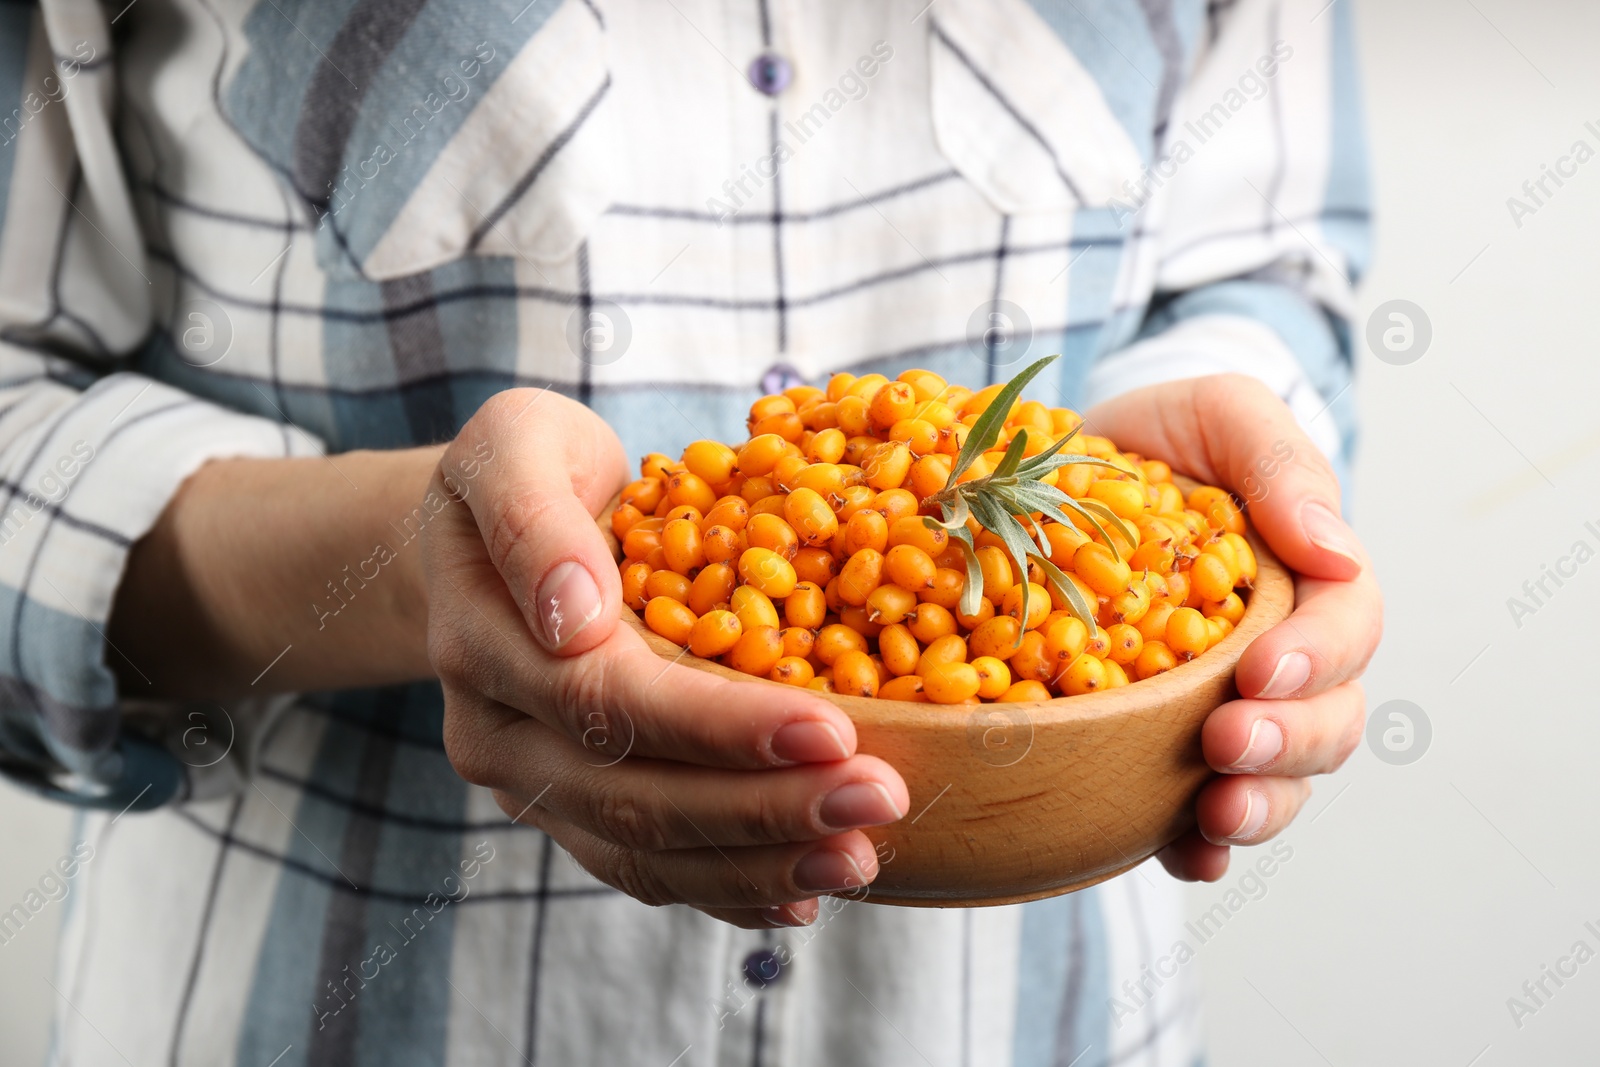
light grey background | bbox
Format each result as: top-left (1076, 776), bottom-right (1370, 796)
top-left (3, 1), bottom-right (1597, 1063)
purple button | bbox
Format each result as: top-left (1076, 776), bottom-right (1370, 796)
top-left (743, 948), bottom-right (785, 987)
top-left (748, 52), bottom-right (792, 96)
top-left (761, 363), bottom-right (805, 395)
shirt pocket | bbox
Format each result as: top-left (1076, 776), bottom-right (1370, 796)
top-left (927, 0), bottom-right (1146, 214)
top-left (223, 0), bottom-right (616, 281)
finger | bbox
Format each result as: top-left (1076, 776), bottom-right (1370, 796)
top-left (1157, 832), bottom-right (1231, 882)
top-left (1194, 775), bottom-right (1312, 847)
top-left (1202, 681), bottom-right (1366, 777)
top-left (472, 714), bottom-right (908, 849)
top-left (1234, 569), bottom-right (1383, 701)
top-left (695, 900), bottom-right (822, 930)
top-left (441, 389), bottom-right (630, 657)
top-left (517, 807), bottom-right (882, 908)
top-left (1086, 374), bottom-right (1363, 581)
top-left (433, 569), bottom-right (863, 770)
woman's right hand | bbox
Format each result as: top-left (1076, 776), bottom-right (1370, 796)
top-left (423, 390), bottom-right (908, 928)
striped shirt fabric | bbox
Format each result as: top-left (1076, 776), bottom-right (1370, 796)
top-left (0, 0), bottom-right (1368, 1063)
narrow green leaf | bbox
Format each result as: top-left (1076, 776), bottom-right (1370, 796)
top-left (1016, 453), bottom-right (1129, 478)
top-left (990, 428), bottom-right (1029, 479)
top-left (949, 355), bottom-right (1059, 486)
top-left (923, 493), bottom-right (970, 531)
top-left (972, 494), bottom-right (1044, 643)
top-left (1030, 552), bottom-right (1099, 636)
top-left (949, 529), bottom-right (984, 619)
top-left (1071, 496), bottom-right (1139, 550)
top-left (1012, 425), bottom-right (1082, 475)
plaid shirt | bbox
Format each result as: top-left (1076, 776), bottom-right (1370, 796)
top-left (0, 0), bottom-right (1368, 1063)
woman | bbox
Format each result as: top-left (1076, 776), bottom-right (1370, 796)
top-left (0, 0), bottom-right (1379, 1063)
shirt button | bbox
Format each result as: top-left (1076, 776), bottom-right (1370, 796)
top-left (761, 363), bottom-right (804, 395)
top-left (743, 948), bottom-right (785, 988)
top-left (748, 52), bottom-right (792, 96)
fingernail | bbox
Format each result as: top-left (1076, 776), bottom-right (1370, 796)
top-left (764, 904), bottom-right (814, 927)
top-left (535, 561), bottom-right (602, 651)
top-left (1229, 718), bottom-right (1284, 771)
top-left (770, 720), bottom-right (850, 763)
top-left (793, 848), bottom-right (873, 893)
top-left (1258, 651), bottom-right (1311, 699)
top-left (1302, 502), bottom-right (1361, 568)
top-left (819, 782), bottom-right (904, 830)
top-left (1226, 789), bottom-right (1270, 842)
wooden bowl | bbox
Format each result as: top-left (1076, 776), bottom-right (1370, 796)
top-left (599, 489), bottom-right (1293, 907)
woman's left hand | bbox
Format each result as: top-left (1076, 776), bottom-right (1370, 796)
top-left (1086, 374), bottom-right (1383, 881)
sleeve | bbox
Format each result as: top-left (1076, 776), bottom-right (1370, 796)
top-left (0, 1), bottom-right (320, 812)
top-left (1081, 0), bottom-right (1371, 479)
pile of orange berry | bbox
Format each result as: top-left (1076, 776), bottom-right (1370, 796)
top-left (609, 367), bottom-right (1255, 704)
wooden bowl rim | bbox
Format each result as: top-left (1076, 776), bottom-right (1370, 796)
top-left (599, 479), bottom-right (1294, 726)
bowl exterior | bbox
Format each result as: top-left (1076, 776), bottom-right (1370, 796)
top-left (603, 490), bottom-right (1293, 907)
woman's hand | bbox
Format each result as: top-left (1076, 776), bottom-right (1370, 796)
top-left (423, 390), bottom-right (909, 927)
top-left (1086, 374), bottom-right (1382, 881)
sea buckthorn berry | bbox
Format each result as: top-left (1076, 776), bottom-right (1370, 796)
top-left (838, 605), bottom-right (885, 638)
top-left (621, 477), bottom-right (666, 514)
top-left (921, 568), bottom-right (966, 611)
top-left (644, 546), bottom-right (668, 570)
top-left (1205, 617), bottom-right (1229, 650)
top-left (1129, 539), bottom-right (1175, 573)
top-left (747, 513), bottom-right (800, 560)
top-left (792, 547), bottom-right (839, 586)
top-left (1202, 592), bottom-right (1245, 626)
top-left (809, 675), bottom-right (836, 693)
top-left (833, 650), bottom-right (880, 698)
top-left (866, 583), bottom-right (919, 625)
top-left (815, 623), bottom-right (869, 665)
top-left (838, 548), bottom-right (885, 606)
top-left (1061, 653), bottom-right (1108, 696)
top-left (975, 545), bottom-right (1016, 598)
top-left (906, 602), bottom-right (958, 644)
top-left (1008, 631), bottom-right (1053, 684)
top-left (844, 508), bottom-right (889, 555)
top-left (611, 503), bottom-right (645, 540)
top-left (923, 661), bottom-right (981, 704)
top-left (1060, 463), bottom-right (1096, 499)
top-left (998, 680), bottom-right (1051, 702)
top-left (1105, 623), bottom-right (1144, 665)
top-left (868, 381), bottom-right (917, 429)
top-left (1087, 478), bottom-right (1146, 521)
top-left (1189, 552), bottom-right (1233, 603)
top-left (914, 400), bottom-right (957, 431)
top-left (1083, 628), bottom-right (1110, 660)
top-left (889, 418), bottom-right (939, 456)
top-left (750, 410), bottom-right (804, 444)
top-left (1222, 532), bottom-right (1258, 585)
top-left (1136, 600), bottom-right (1177, 644)
top-left (847, 372), bottom-right (889, 399)
top-left (806, 427), bottom-right (847, 463)
top-left (664, 505), bottom-right (704, 527)
top-left (725, 586), bottom-right (779, 633)
top-left (1107, 581), bottom-right (1151, 625)
top-left (1044, 616), bottom-right (1089, 668)
top-left (784, 487), bottom-right (839, 546)
top-left (780, 626), bottom-right (816, 659)
top-left (1164, 568), bottom-right (1191, 608)
top-left (663, 471), bottom-right (715, 514)
top-left (1073, 542), bottom-right (1132, 597)
top-left (972, 656), bottom-right (1011, 699)
top-left (915, 633), bottom-right (968, 675)
top-left (737, 548), bottom-right (797, 600)
top-left (791, 463), bottom-right (845, 497)
top-left (1165, 607), bottom-right (1209, 660)
top-left (955, 595), bottom-right (996, 631)
top-left (970, 615), bottom-right (1023, 659)
top-left (644, 596), bottom-right (697, 646)
top-left (887, 515), bottom-right (948, 556)
top-left (878, 624), bottom-right (921, 676)
top-left (878, 675), bottom-right (929, 702)
top-left (688, 609), bottom-right (743, 658)
top-left (688, 562), bottom-right (737, 616)
top-left (622, 525), bottom-right (662, 562)
top-left (703, 497), bottom-right (750, 533)
top-left (749, 393), bottom-right (796, 425)
top-left (801, 400), bottom-right (840, 431)
top-left (739, 475), bottom-right (776, 505)
top-left (640, 453), bottom-right (676, 480)
top-left (907, 454), bottom-right (953, 500)
top-left (1134, 640), bottom-right (1178, 680)
top-left (864, 442), bottom-right (913, 490)
top-left (661, 518), bottom-right (706, 574)
top-left (898, 368), bottom-right (947, 402)
top-left (826, 372), bottom-right (857, 402)
top-left (770, 656), bottom-right (816, 687)
top-left (834, 484), bottom-right (877, 522)
top-left (1041, 521), bottom-right (1091, 562)
top-left (703, 525), bottom-right (742, 564)
top-left (837, 395), bottom-right (875, 438)
top-left (621, 561), bottom-right (652, 610)
top-left (682, 440), bottom-right (738, 486)
top-left (885, 544), bottom-right (937, 591)
top-left (785, 581), bottom-right (828, 629)
top-left (771, 454), bottom-right (809, 492)
top-left (874, 489), bottom-right (920, 525)
top-left (1000, 583), bottom-right (1052, 631)
top-left (736, 434), bottom-right (787, 476)
top-left (936, 422), bottom-right (970, 456)
top-left (729, 627), bottom-right (784, 675)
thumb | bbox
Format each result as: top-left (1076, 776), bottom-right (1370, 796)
top-left (445, 389), bottom-right (630, 656)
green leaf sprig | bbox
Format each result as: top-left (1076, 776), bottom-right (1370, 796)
top-left (921, 355), bottom-right (1139, 641)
